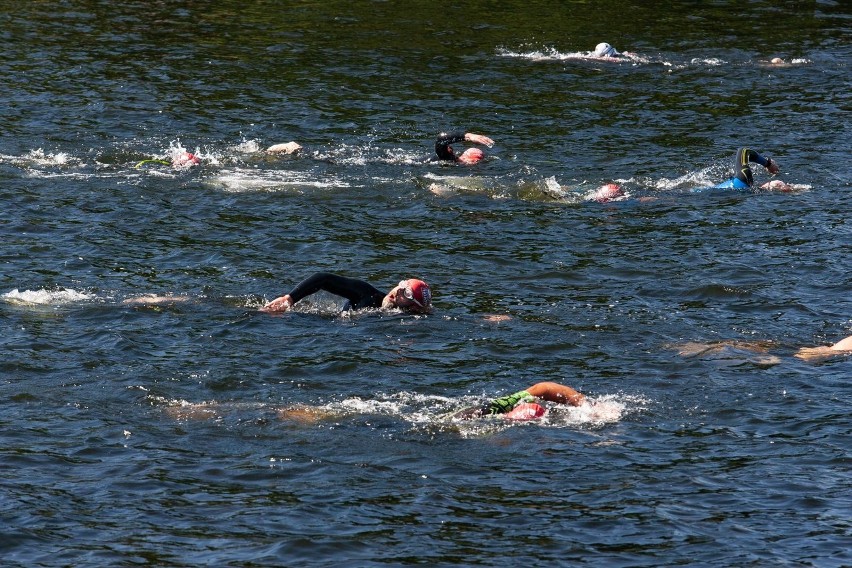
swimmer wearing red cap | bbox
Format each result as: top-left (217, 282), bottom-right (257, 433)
top-left (434, 131), bottom-right (495, 165)
top-left (452, 382), bottom-right (585, 421)
top-left (260, 272), bottom-right (432, 314)
top-left (134, 151), bottom-right (200, 169)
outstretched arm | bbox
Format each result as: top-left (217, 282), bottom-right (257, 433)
top-left (794, 334), bottom-right (852, 362)
top-left (464, 132), bottom-right (494, 147)
top-left (526, 382), bottom-right (585, 406)
top-left (260, 272), bottom-right (382, 313)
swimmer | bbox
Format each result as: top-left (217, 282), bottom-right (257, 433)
top-left (591, 183), bottom-right (625, 202)
top-left (452, 381), bottom-right (585, 421)
top-left (266, 141), bottom-right (302, 154)
top-left (673, 334), bottom-right (852, 365)
top-left (794, 335), bottom-right (852, 363)
top-left (543, 178), bottom-right (625, 203)
top-left (122, 294), bottom-right (192, 306)
top-left (709, 147), bottom-right (782, 191)
top-left (593, 42), bottom-right (621, 58)
top-left (172, 151), bottom-right (201, 168)
top-left (135, 151), bottom-right (200, 169)
top-left (260, 272), bottom-right (432, 314)
top-left (434, 131), bottom-right (495, 165)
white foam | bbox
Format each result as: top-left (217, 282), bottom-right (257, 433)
top-left (3, 287), bottom-right (96, 306)
top-left (210, 168), bottom-right (352, 193)
top-left (231, 139), bottom-right (262, 153)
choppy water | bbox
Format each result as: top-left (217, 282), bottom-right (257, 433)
top-left (2, 1), bottom-right (850, 566)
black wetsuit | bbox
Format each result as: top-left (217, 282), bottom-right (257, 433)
top-left (434, 131), bottom-right (467, 161)
top-left (287, 272), bottom-right (386, 311)
top-left (701, 147), bottom-right (773, 191)
top-left (733, 147), bottom-right (771, 187)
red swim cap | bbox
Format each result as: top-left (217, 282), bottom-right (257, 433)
top-left (401, 279), bottom-right (431, 309)
top-left (172, 152), bottom-right (200, 167)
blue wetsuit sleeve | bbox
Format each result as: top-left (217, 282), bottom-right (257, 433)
top-left (435, 131), bottom-right (467, 161)
top-left (734, 148), bottom-right (770, 186)
top-left (287, 273), bottom-right (386, 310)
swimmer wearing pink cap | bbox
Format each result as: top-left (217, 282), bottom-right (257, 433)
top-left (433, 131), bottom-right (495, 165)
top-left (172, 151), bottom-right (201, 168)
top-left (260, 272), bottom-right (432, 314)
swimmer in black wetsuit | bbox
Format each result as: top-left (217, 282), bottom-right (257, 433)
top-left (709, 147), bottom-right (785, 190)
top-left (260, 272), bottom-right (432, 314)
top-left (434, 131), bottom-right (495, 164)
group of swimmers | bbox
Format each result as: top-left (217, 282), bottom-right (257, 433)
top-left (151, 41), bottom-right (834, 423)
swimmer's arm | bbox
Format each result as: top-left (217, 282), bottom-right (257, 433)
top-left (436, 132), bottom-right (467, 146)
top-left (830, 335), bottom-right (852, 351)
top-left (260, 273), bottom-right (381, 312)
top-left (526, 382), bottom-right (585, 406)
top-left (260, 272), bottom-right (335, 313)
top-left (435, 131), bottom-right (467, 160)
top-left (464, 133), bottom-right (494, 147)
top-left (749, 150), bottom-right (780, 174)
top-left (794, 335), bottom-right (852, 362)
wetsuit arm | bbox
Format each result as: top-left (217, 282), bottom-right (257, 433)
top-left (435, 131), bottom-right (467, 161)
top-left (288, 272), bottom-right (385, 309)
top-left (734, 148), bottom-right (773, 186)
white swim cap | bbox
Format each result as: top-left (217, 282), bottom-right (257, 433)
top-left (594, 42), bottom-right (619, 57)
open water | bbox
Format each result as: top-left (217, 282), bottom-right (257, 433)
top-left (1, 1), bottom-right (850, 566)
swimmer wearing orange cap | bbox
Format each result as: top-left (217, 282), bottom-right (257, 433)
top-left (260, 272), bottom-right (432, 314)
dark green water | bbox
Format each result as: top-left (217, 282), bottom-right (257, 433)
top-left (1, 1), bottom-right (850, 566)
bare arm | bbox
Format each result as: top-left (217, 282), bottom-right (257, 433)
top-left (526, 382), bottom-right (585, 406)
top-left (794, 334), bottom-right (852, 362)
top-left (464, 132), bottom-right (494, 147)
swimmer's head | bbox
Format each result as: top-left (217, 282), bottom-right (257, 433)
top-left (172, 151), bottom-right (200, 168)
top-left (457, 147), bottom-right (484, 165)
top-left (393, 279), bottom-right (432, 313)
top-left (594, 42), bottom-right (620, 57)
top-left (591, 183), bottom-right (624, 202)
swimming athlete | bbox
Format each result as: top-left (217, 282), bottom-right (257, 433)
top-left (593, 42), bottom-right (621, 58)
top-left (795, 334), bottom-right (852, 363)
top-left (134, 150), bottom-right (200, 169)
top-left (433, 131), bottom-right (495, 165)
top-left (266, 141), bottom-right (302, 154)
top-left (673, 333), bottom-right (852, 365)
top-left (709, 147), bottom-right (782, 190)
top-left (260, 272), bottom-right (432, 314)
top-left (452, 381), bottom-right (585, 421)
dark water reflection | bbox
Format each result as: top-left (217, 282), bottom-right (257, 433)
top-left (2, 1), bottom-right (851, 566)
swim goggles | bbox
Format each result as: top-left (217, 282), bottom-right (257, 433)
top-left (398, 280), bottom-right (430, 308)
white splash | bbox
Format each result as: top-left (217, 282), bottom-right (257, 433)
top-left (210, 168), bottom-right (352, 193)
top-left (3, 287), bottom-right (96, 305)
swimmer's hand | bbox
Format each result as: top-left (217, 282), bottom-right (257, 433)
top-left (766, 158), bottom-right (780, 175)
top-left (267, 142), bottom-right (302, 154)
top-left (464, 133), bottom-right (494, 148)
top-left (759, 179), bottom-right (793, 192)
top-left (260, 294), bottom-right (293, 313)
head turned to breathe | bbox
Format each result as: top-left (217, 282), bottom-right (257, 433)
top-left (384, 279), bottom-right (432, 313)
